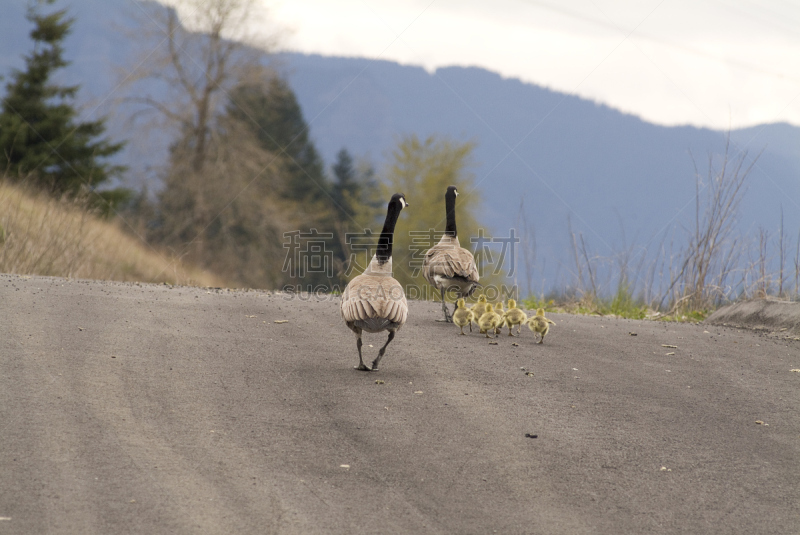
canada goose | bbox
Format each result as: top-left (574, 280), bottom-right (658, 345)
top-left (478, 303), bottom-right (501, 338)
top-left (527, 308), bottom-right (556, 344)
top-left (422, 186), bottom-right (479, 322)
top-left (502, 299), bottom-right (528, 336)
top-left (340, 193), bottom-right (409, 371)
top-left (453, 298), bottom-right (474, 335)
top-left (493, 302), bottom-right (506, 335)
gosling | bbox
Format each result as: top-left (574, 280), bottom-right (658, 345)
top-left (469, 295), bottom-right (488, 329)
top-left (528, 308), bottom-right (556, 344)
top-left (502, 299), bottom-right (528, 336)
top-left (493, 302), bottom-right (506, 335)
top-left (478, 304), bottom-right (501, 338)
top-left (453, 298), bottom-right (474, 335)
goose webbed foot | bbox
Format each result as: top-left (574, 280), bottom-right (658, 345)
top-left (370, 331), bottom-right (395, 372)
top-left (354, 337), bottom-right (371, 371)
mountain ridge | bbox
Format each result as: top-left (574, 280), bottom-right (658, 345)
top-left (2, 0), bottom-right (799, 292)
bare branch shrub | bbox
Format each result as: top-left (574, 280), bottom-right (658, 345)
top-left (795, 230), bottom-right (800, 298)
top-left (662, 136), bottom-right (758, 311)
top-left (514, 197), bottom-right (537, 298)
top-left (778, 207), bottom-right (785, 297)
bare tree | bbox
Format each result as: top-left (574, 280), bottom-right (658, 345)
top-left (153, 115), bottom-right (290, 287)
top-left (124, 0), bottom-right (274, 172)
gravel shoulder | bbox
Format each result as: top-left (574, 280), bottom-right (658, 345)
top-left (1, 274), bottom-right (799, 534)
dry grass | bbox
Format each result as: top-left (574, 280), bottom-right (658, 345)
top-left (0, 180), bottom-right (225, 287)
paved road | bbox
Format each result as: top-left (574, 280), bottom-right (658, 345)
top-left (1, 274), bottom-right (798, 534)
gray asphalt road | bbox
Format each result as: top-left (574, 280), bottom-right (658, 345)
top-left (1, 274), bottom-right (798, 534)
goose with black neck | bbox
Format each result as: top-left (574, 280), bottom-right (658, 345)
top-left (422, 186), bottom-right (480, 322)
top-left (340, 193), bottom-right (409, 371)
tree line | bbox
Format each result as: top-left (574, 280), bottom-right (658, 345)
top-left (0, 0), bottom-right (487, 292)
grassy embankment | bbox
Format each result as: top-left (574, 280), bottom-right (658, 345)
top-left (0, 181), bottom-right (224, 287)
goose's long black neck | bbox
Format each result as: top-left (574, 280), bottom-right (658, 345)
top-left (376, 202), bottom-right (401, 265)
top-left (445, 193), bottom-right (457, 237)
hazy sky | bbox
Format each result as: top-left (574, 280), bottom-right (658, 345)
top-left (172, 0), bottom-right (800, 130)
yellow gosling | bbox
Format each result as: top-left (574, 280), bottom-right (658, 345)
top-left (453, 298), bottom-right (474, 335)
top-left (478, 304), bottom-right (500, 338)
top-left (527, 308), bottom-right (556, 344)
top-left (502, 299), bottom-right (528, 336)
top-left (493, 302), bottom-right (506, 335)
top-left (469, 294), bottom-right (488, 329)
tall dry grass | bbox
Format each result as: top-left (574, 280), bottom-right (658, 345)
top-left (0, 180), bottom-right (225, 286)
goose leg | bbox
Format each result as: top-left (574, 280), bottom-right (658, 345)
top-left (354, 331), bottom-right (371, 371)
top-left (437, 288), bottom-right (453, 322)
top-left (371, 331), bottom-right (395, 371)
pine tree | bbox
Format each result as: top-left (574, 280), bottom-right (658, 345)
top-left (328, 148), bottom-right (384, 285)
top-left (331, 148), bottom-right (358, 219)
top-left (0, 0), bottom-right (125, 198)
top-left (227, 78), bottom-right (328, 203)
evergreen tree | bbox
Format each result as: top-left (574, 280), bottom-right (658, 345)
top-left (0, 0), bottom-right (125, 198)
top-left (331, 148), bottom-right (358, 219)
top-left (227, 78), bottom-right (328, 202)
top-left (328, 148), bottom-right (384, 285)
top-left (330, 148), bottom-right (381, 227)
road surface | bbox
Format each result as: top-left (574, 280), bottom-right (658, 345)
top-left (1, 274), bottom-right (798, 534)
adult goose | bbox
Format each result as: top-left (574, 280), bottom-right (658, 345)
top-left (341, 193), bottom-right (409, 371)
top-left (422, 185), bottom-right (479, 322)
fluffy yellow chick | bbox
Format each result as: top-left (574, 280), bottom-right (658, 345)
top-left (502, 299), bottom-right (528, 336)
top-left (493, 302), bottom-right (506, 335)
top-left (527, 308), bottom-right (556, 344)
top-left (469, 294), bottom-right (488, 328)
top-left (453, 298), bottom-right (474, 335)
top-left (478, 304), bottom-right (501, 338)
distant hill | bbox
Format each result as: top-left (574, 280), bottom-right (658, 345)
top-left (3, 0), bottom-right (799, 293)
